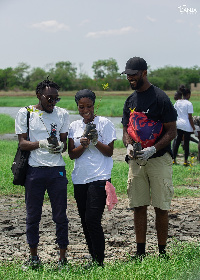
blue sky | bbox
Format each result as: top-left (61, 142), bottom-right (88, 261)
top-left (0, 0), bottom-right (199, 77)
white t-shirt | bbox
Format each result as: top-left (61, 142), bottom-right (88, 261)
top-left (68, 116), bottom-right (117, 184)
top-left (15, 106), bottom-right (69, 167)
top-left (174, 99), bottom-right (194, 132)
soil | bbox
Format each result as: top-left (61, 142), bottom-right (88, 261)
top-left (0, 148), bottom-right (200, 264)
top-left (0, 196), bottom-right (199, 264)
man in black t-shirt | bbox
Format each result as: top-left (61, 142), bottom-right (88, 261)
top-left (121, 57), bottom-right (177, 259)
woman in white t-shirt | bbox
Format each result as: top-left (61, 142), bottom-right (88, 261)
top-left (173, 88), bottom-right (195, 165)
top-left (68, 89), bottom-right (116, 267)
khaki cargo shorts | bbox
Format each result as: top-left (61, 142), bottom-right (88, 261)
top-left (127, 152), bottom-right (174, 210)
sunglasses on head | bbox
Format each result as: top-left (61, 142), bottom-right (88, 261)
top-left (42, 95), bottom-right (61, 103)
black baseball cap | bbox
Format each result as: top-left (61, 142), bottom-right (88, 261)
top-left (121, 57), bottom-right (147, 75)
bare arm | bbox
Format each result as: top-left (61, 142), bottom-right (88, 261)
top-left (123, 126), bottom-right (133, 147)
top-left (95, 140), bottom-right (114, 157)
top-left (18, 133), bottom-right (39, 151)
top-left (188, 113), bottom-right (195, 131)
top-left (68, 137), bottom-right (89, 159)
top-left (68, 137), bottom-right (114, 159)
top-left (154, 121), bottom-right (177, 152)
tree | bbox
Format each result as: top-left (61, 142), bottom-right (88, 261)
top-left (49, 61), bottom-right (77, 91)
top-left (14, 62), bottom-right (30, 89)
top-left (148, 66), bottom-right (200, 90)
top-left (0, 67), bottom-right (17, 90)
top-left (1, 61), bottom-right (200, 92)
top-left (181, 66), bottom-right (200, 87)
top-left (92, 58), bottom-right (119, 79)
top-left (76, 73), bottom-right (96, 90)
top-left (29, 67), bottom-right (47, 90)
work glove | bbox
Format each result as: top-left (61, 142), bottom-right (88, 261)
top-left (126, 144), bottom-right (134, 159)
top-left (39, 139), bottom-right (54, 153)
top-left (136, 146), bottom-right (156, 161)
top-left (51, 141), bottom-right (64, 153)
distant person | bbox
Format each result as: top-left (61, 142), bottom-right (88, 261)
top-left (173, 86), bottom-right (197, 152)
top-left (68, 89), bottom-right (116, 267)
top-left (15, 78), bottom-right (69, 269)
top-left (172, 89), bottom-right (182, 151)
top-left (174, 91), bottom-right (182, 101)
top-left (173, 88), bottom-right (195, 165)
top-left (193, 115), bottom-right (200, 161)
top-left (121, 57), bottom-right (177, 259)
top-left (174, 84), bottom-right (187, 101)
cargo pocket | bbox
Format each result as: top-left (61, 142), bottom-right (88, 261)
top-left (162, 178), bottom-right (174, 209)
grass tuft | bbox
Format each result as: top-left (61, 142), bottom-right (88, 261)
top-left (0, 241), bottom-right (199, 280)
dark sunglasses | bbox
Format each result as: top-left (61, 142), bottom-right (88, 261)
top-left (42, 95), bottom-right (61, 103)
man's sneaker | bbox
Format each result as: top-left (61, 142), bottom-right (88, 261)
top-left (22, 256), bottom-right (41, 270)
top-left (57, 258), bottom-right (68, 270)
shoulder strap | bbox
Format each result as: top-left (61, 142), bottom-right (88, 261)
top-left (25, 107), bottom-right (30, 141)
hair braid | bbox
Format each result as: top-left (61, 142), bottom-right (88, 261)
top-left (36, 76), bottom-right (60, 94)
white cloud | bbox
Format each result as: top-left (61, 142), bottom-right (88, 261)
top-left (146, 16), bottom-right (156, 22)
top-left (86, 26), bottom-right (137, 38)
top-left (79, 19), bottom-right (90, 26)
top-left (31, 20), bottom-right (70, 32)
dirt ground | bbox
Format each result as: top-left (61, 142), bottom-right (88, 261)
top-left (0, 149), bottom-right (200, 264)
top-left (0, 196), bottom-right (199, 264)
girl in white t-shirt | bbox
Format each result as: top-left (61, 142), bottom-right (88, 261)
top-left (173, 88), bottom-right (195, 165)
top-left (68, 89), bottom-right (116, 266)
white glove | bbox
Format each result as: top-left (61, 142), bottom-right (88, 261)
top-left (136, 146), bottom-right (156, 161)
top-left (126, 144), bottom-right (134, 159)
top-left (52, 141), bottom-right (64, 153)
top-left (39, 139), bottom-right (54, 153)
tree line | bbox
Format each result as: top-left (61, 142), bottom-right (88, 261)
top-left (0, 58), bottom-right (199, 92)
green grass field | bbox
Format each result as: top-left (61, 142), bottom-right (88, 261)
top-left (0, 94), bottom-right (200, 279)
top-left (1, 90), bottom-right (200, 117)
top-left (0, 241), bottom-right (200, 280)
top-left (1, 138), bottom-right (200, 198)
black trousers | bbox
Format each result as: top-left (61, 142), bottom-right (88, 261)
top-left (74, 180), bottom-right (107, 264)
top-left (25, 166), bottom-right (69, 249)
top-left (173, 129), bottom-right (191, 161)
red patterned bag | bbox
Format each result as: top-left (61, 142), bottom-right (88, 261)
top-left (127, 110), bottom-right (163, 148)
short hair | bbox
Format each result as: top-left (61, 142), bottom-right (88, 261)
top-left (185, 88), bottom-right (191, 94)
top-left (36, 77), bottom-right (60, 94)
top-left (75, 89), bottom-right (96, 105)
top-left (174, 91), bottom-right (182, 100)
top-left (183, 88), bottom-right (191, 98)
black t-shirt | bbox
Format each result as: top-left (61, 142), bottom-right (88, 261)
top-left (122, 85), bottom-right (177, 158)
